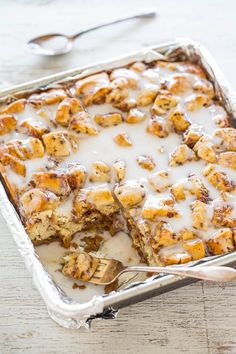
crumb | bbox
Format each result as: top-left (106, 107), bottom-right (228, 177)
top-left (105, 279), bottom-right (118, 294)
top-left (146, 272), bottom-right (155, 278)
top-left (81, 235), bottom-right (104, 253)
top-left (136, 154), bottom-right (156, 170)
top-left (70, 242), bottom-right (78, 250)
top-left (72, 283), bottom-right (86, 290)
top-left (55, 268), bottom-right (62, 273)
top-left (113, 132), bottom-right (132, 146)
top-left (157, 146), bottom-right (164, 153)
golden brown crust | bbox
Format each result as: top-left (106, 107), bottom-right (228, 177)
top-left (136, 155), bottom-right (156, 171)
top-left (169, 144), bottom-right (197, 166)
top-left (146, 115), bottom-right (170, 138)
top-left (75, 72), bottom-right (111, 105)
top-left (151, 90), bottom-right (179, 115)
top-left (32, 171), bottom-right (71, 196)
top-left (20, 188), bottom-right (59, 217)
top-left (206, 228), bottom-right (235, 255)
top-left (0, 99), bottom-right (26, 114)
top-left (113, 132), bottom-right (132, 146)
top-left (94, 112), bottom-right (122, 127)
top-left (29, 89), bottom-right (67, 107)
top-left (19, 119), bottom-right (49, 138)
top-left (0, 114), bottom-right (17, 135)
top-left (42, 131), bottom-right (79, 157)
top-left (62, 252), bottom-right (99, 281)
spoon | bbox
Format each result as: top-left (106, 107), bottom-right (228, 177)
top-left (27, 10), bottom-right (157, 56)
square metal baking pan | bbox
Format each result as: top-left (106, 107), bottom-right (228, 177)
top-left (1, 38), bottom-right (236, 328)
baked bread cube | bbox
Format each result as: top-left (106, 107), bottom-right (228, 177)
top-left (193, 136), bottom-right (217, 163)
top-left (141, 194), bottom-right (181, 221)
top-left (23, 138), bottom-right (45, 159)
top-left (114, 180), bottom-right (146, 209)
top-left (189, 174), bottom-right (209, 203)
top-left (185, 93), bottom-right (210, 112)
top-left (212, 112), bottom-right (230, 128)
top-left (148, 170), bottom-right (170, 192)
top-left (94, 112), bottom-right (122, 127)
top-left (125, 108), bottom-right (146, 124)
top-left (29, 89), bottom-right (67, 107)
top-left (0, 114), bottom-right (17, 135)
top-left (211, 203), bottom-right (236, 228)
top-left (2, 138), bottom-right (45, 160)
top-left (203, 164), bottom-right (235, 192)
top-left (62, 252), bottom-right (99, 281)
top-left (0, 99), bottom-right (26, 114)
top-left (170, 180), bottom-right (186, 201)
top-left (32, 171), bottom-right (71, 196)
top-left (112, 97), bottom-right (137, 112)
top-left (183, 124), bottom-right (204, 148)
top-left (171, 174), bottom-right (209, 203)
top-left (206, 228), bottom-right (234, 255)
top-left (183, 238), bottom-right (205, 260)
top-left (106, 72), bottom-right (138, 111)
top-left (55, 97), bottom-right (84, 126)
top-left (177, 228), bottom-right (196, 241)
top-left (75, 72), bottom-right (111, 105)
top-left (108, 77), bottom-right (129, 90)
top-left (73, 184), bottom-right (118, 217)
top-left (106, 83), bottom-right (130, 109)
top-left (213, 128), bottom-right (236, 152)
top-left (19, 119), bottom-right (49, 138)
top-left (171, 175), bottom-right (208, 202)
top-left (191, 200), bottom-right (208, 230)
top-left (70, 111), bottom-right (98, 135)
top-left (136, 155), bottom-right (156, 171)
top-left (146, 115), bottom-right (170, 138)
top-left (157, 61), bottom-right (207, 78)
top-left (110, 68), bottom-right (140, 89)
top-left (159, 249), bottom-right (192, 265)
top-left (42, 131), bottom-right (79, 157)
top-left (151, 90), bottom-right (179, 115)
top-left (168, 108), bottom-right (191, 133)
top-left (161, 73), bottom-right (192, 94)
top-left (20, 188), bottom-right (59, 217)
top-left (193, 78), bottom-right (214, 98)
top-left (1, 141), bottom-right (24, 160)
top-left (1, 153), bottom-right (26, 176)
top-left (218, 151), bottom-right (236, 170)
top-left (136, 84), bottom-right (159, 106)
top-left (113, 132), bottom-right (132, 146)
top-left (66, 163), bottom-right (87, 190)
top-left (89, 161), bottom-right (111, 183)
top-left (169, 144), bottom-right (197, 166)
top-left (152, 221), bottom-right (178, 249)
top-left (130, 61), bottom-right (147, 73)
top-left (112, 160), bottom-right (126, 182)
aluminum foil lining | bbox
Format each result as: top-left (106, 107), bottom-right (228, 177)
top-left (1, 38), bottom-right (236, 329)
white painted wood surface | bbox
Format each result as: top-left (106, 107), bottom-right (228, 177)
top-left (0, 1), bottom-right (236, 353)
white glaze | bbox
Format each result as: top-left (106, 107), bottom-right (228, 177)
top-left (36, 230), bottom-right (141, 302)
top-left (1, 62), bottom-right (235, 303)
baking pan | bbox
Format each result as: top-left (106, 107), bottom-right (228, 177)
top-left (1, 38), bottom-right (236, 328)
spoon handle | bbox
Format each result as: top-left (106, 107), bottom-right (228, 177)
top-left (70, 10), bottom-right (156, 40)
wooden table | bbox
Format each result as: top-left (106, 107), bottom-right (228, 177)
top-left (0, 1), bottom-right (236, 353)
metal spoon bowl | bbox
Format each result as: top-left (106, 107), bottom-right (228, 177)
top-left (27, 10), bottom-right (156, 56)
top-left (28, 34), bottom-right (73, 56)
